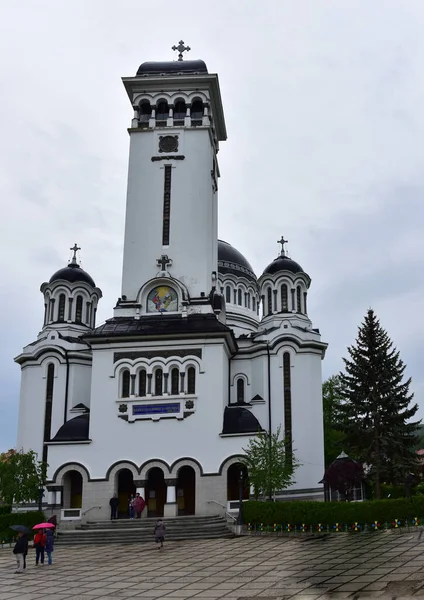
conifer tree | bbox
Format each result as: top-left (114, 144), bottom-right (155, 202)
top-left (339, 308), bottom-right (420, 499)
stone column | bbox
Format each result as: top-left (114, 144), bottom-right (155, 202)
top-left (167, 105), bottom-right (174, 127)
top-left (164, 478), bottom-right (177, 517)
top-left (202, 104), bottom-right (210, 126)
top-left (149, 108), bottom-right (156, 128)
top-left (185, 105), bottom-right (191, 126)
top-left (132, 105), bottom-right (139, 128)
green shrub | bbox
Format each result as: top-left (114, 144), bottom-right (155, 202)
top-left (0, 505), bottom-right (12, 515)
top-left (0, 511), bottom-right (44, 544)
top-left (243, 497), bottom-right (424, 526)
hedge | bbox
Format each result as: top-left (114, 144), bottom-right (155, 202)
top-left (243, 497), bottom-right (424, 527)
top-left (0, 511), bottom-right (44, 544)
top-left (0, 505), bottom-right (12, 515)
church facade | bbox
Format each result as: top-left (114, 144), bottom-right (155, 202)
top-left (15, 50), bottom-right (327, 520)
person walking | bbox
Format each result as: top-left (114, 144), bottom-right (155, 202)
top-left (154, 519), bottom-right (166, 550)
top-left (33, 529), bottom-right (46, 566)
top-left (109, 494), bottom-right (119, 520)
top-left (129, 494), bottom-right (135, 519)
top-left (45, 528), bottom-right (54, 565)
top-left (12, 532), bottom-right (28, 573)
top-left (133, 493), bottom-right (146, 519)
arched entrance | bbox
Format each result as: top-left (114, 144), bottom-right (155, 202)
top-left (177, 466), bottom-right (196, 515)
top-left (227, 463), bottom-right (249, 502)
top-left (146, 468), bottom-right (166, 517)
top-left (117, 469), bottom-right (135, 518)
top-left (63, 470), bottom-right (83, 508)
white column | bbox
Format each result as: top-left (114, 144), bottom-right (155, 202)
top-left (185, 105), bottom-right (191, 126)
top-left (132, 106), bottom-right (139, 128)
top-left (202, 104), bottom-right (210, 126)
top-left (56, 491), bottom-right (61, 505)
top-left (166, 484), bottom-right (176, 504)
top-left (149, 108), bottom-right (156, 128)
top-left (167, 106), bottom-right (173, 126)
top-left (47, 491), bottom-right (55, 505)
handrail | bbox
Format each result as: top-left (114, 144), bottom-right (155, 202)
top-left (82, 505), bottom-right (102, 516)
top-left (207, 500), bottom-right (237, 522)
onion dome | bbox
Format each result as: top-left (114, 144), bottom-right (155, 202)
top-left (262, 236), bottom-right (304, 276)
top-left (49, 244), bottom-right (96, 287)
top-left (218, 240), bottom-right (257, 282)
top-left (137, 59), bottom-right (207, 76)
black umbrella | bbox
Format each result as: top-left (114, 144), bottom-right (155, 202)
top-left (10, 525), bottom-right (31, 534)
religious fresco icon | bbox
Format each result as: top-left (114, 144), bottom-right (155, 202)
top-left (147, 286), bottom-right (178, 313)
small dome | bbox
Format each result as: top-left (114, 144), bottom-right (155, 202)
top-left (136, 60), bottom-right (208, 76)
top-left (49, 263), bottom-right (95, 287)
top-left (218, 240), bottom-right (257, 282)
top-left (50, 414), bottom-right (89, 442)
top-left (263, 255), bottom-right (304, 276)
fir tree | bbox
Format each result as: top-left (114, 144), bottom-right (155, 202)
top-left (339, 308), bottom-right (420, 499)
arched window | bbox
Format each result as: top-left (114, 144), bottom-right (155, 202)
top-left (58, 294), bottom-right (66, 322)
top-left (43, 363), bottom-right (55, 460)
top-left (252, 297), bottom-right (256, 312)
top-left (174, 100), bottom-right (186, 121)
top-left (139, 102), bottom-right (151, 123)
top-left (238, 289), bottom-right (242, 305)
top-left (191, 100), bottom-right (203, 123)
top-left (236, 378), bottom-right (245, 404)
top-left (233, 289), bottom-right (237, 304)
top-left (156, 100), bottom-right (169, 122)
top-left (283, 352), bottom-right (292, 466)
top-left (187, 367), bottom-right (196, 394)
top-left (296, 286), bottom-right (302, 313)
top-left (225, 286), bottom-right (231, 303)
top-left (247, 294), bottom-right (251, 309)
top-left (154, 369), bottom-right (163, 396)
top-left (75, 295), bottom-right (83, 323)
top-left (267, 288), bottom-right (272, 316)
top-left (138, 370), bottom-right (147, 397)
top-left (171, 368), bottom-right (179, 395)
top-left (122, 370), bottom-right (130, 398)
top-left (281, 284), bottom-right (288, 312)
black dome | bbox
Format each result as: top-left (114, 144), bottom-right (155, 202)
top-left (218, 240), bottom-right (257, 282)
top-left (136, 60), bottom-right (208, 76)
top-left (49, 263), bottom-right (95, 287)
top-left (50, 414), bottom-right (89, 442)
top-left (263, 255), bottom-right (304, 276)
top-left (222, 406), bottom-right (263, 435)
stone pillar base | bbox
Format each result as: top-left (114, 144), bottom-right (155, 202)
top-left (163, 502), bottom-right (177, 517)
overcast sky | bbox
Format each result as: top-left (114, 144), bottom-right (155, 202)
top-left (1, 1), bottom-right (423, 452)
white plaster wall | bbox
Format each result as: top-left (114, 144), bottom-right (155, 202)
top-left (121, 128), bottom-right (217, 301)
top-left (67, 363), bottom-right (92, 417)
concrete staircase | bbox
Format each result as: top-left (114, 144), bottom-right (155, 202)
top-left (56, 515), bottom-right (234, 545)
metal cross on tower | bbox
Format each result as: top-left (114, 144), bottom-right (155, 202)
top-left (277, 236), bottom-right (288, 256)
top-left (70, 243), bottom-right (81, 264)
top-left (172, 40), bottom-right (191, 61)
top-left (156, 254), bottom-right (173, 271)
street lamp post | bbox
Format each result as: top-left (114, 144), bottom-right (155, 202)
top-left (237, 468), bottom-right (244, 527)
top-left (38, 487), bottom-right (44, 512)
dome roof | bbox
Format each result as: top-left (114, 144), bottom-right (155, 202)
top-left (49, 263), bottom-right (96, 287)
top-left (136, 60), bottom-right (208, 76)
top-left (263, 254), bottom-right (304, 276)
top-left (218, 240), bottom-right (257, 282)
top-left (50, 414), bottom-right (89, 442)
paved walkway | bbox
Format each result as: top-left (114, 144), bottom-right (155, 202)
top-left (1, 531), bottom-right (424, 599)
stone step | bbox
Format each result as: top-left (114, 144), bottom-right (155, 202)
top-left (79, 519), bottom-right (226, 531)
top-left (85, 515), bottom-right (224, 526)
top-left (56, 531), bottom-right (234, 545)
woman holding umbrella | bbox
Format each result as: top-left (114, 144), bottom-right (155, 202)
top-left (10, 525), bottom-right (30, 574)
top-left (32, 522), bottom-right (54, 566)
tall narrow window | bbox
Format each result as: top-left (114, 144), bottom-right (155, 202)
top-left (303, 292), bottom-right (308, 315)
top-left (122, 370), bottom-right (130, 398)
top-left (296, 286), bottom-right (302, 313)
top-left (187, 367), bottom-right (196, 394)
top-left (139, 102), bottom-right (151, 123)
top-left (238, 289), bottom-right (242, 305)
top-left (191, 100), bottom-right (203, 124)
top-left (252, 297), bottom-right (256, 312)
top-left (43, 363), bottom-right (55, 461)
top-left (281, 284), bottom-right (288, 312)
top-left (283, 352), bottom-right (292, 466)
top-left (174, 100), bottom-right (186, 122)
top-left (75, 295), bottom-right (83, 323)
top-left (58, 294), bottom-right (66, 322)
top-left (236, 378), bottom-right (245, 404)
top-left (155, 369), bottom-right (163, 396)
top-left (171, 368), bottom-right (179, 395)
top-left (233, 290), bottom-right (237, 304)
top-left (162, 165), bottom-right (172, 245)
top-left (226, 286), bottom-right (231, 303)
top-left (247, 294), bottom-right (251, 309)
top-left (267, 288), bottom-right (272, 316)
top-left (138, 370), bottom-right (147, 397)
top-left (156, 100), bottom-right (169, 122)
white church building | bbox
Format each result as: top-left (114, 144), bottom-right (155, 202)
top-left (15, 46), bottom-right (327, 520)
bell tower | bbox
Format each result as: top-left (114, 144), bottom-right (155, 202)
top-left (119, 43), bottom-right (227, 313)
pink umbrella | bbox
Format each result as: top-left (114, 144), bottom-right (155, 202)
top-left (32, 522), bottom-right (55, 530)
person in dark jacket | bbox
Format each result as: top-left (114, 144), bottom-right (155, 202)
top-left (45, 529), bottom-right (54, 565)
top-left (154, 519), bottom-right (165, 549)
top-left (13, 532), bottom-right (28, 573)
top-left (109, 494), bottom-right (119, 520)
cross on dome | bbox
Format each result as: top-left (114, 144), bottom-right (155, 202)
top-left (70, 243), bottom-right (81, 264)
top-left (172, 40), bottom-right (191, 61)
top-left (277, 236), bottom-right (288, 256)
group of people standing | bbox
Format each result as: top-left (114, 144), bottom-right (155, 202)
top-left (109, 492), bottom-right (146, 520)
top-left (13, 527), bottom-right (55, 573)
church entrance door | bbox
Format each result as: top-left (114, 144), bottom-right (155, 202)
top-left (177, 466), bottom-right (196, 515)
top-left (117, 469), bottom-right (136, 518)
top-left (63, 470), bottom-right (83, 509)
top-left (146, 467), bottom-right (166, 517)
top-left (227, 463), bottom-right (249, 503)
